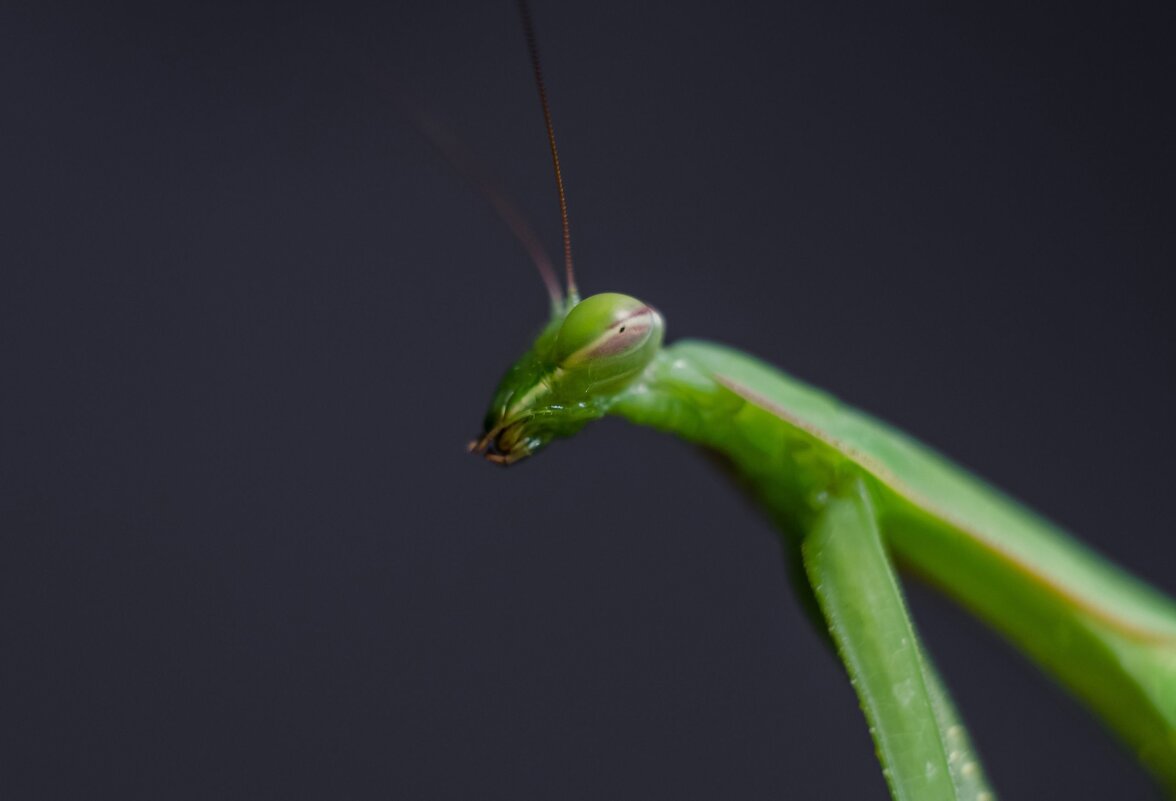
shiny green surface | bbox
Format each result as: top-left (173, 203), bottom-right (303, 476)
top-left (614, 339), bottom-right (1176, 795)
top-left (471, 293), bottom-right (662, 463)
top-left (477, 296), bottom-right (1176, 797)
top-left (804, 477), bottom-right (993, 801)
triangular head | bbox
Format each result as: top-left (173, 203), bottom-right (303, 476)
top-left (468, 3), bottom-right (664, 463)
top-left (471, 293), bottom-right (665, 464)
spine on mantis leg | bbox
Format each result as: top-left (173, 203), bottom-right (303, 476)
top-left (610, 340), bottom-right (1176, 796)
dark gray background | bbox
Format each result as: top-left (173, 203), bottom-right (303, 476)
top-left (3, 1), bottom-right (1174, 799)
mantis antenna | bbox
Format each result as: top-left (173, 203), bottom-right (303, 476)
top-left (408, 106), bottom-right (563, 306)
top-left (517, 0), bottom-right (578, 302)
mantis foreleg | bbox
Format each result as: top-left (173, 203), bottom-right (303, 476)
top-left (802, 477), bottom-right (994, 801)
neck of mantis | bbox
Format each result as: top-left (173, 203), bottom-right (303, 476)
top-left (609, 341), bottom-right (1176, 793)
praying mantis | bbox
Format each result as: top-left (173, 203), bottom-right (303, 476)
top-left (463, 4), bottom-right (1176, 799)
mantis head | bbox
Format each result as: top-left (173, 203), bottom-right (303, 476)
top-left (471, 292), bottom-right (664, 465)
top-left (467, 3), bottom-right (668, 463)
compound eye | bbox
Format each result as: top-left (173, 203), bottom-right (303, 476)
top-left (555, 293), bottom-right (656, 366)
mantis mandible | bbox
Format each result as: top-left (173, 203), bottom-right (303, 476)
top-left (467, 4), bottom-right (1176, 799)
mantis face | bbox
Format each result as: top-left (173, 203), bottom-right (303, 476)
top-left (466, 7), bottom-right (668, 464)
top-left (471, 292), bottom-right (664, 464)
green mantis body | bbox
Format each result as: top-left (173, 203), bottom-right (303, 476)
top-left (618, 339), bottom-right (1176, 796)
top-left (470, 5), bottom-right (1176, 798)
top-left (475, 296), bottom-right (1176, 798)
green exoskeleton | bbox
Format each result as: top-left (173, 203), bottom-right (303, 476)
top-left (470, 4), bottom-right (1176, 799)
